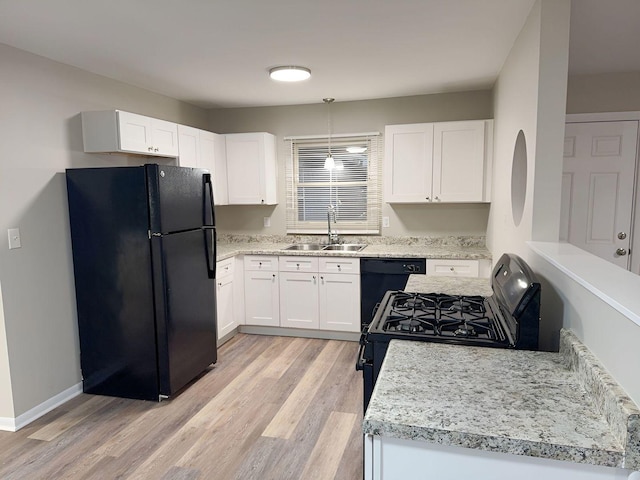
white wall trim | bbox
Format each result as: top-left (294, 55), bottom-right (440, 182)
top-left (528, 241), bottom-right (640, 328)
top-left (0, 416), bottom-right (16, 432)
top-left (566, 111), bottom-right (640, 122)
top-left (0, 382), bottom-right (82, 432)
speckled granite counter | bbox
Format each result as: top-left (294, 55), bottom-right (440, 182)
top-left (405, 274), bottom-right (492, 296)
top-left (363, 329), bottom-right (640, 470)
top-left (216, 241), bottom-right (491, 262)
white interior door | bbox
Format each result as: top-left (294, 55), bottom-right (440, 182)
top-left (561, 121), bottom-right (639, 269)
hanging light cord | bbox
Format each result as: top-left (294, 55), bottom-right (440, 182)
top-left (324, 98), bottom-right (334, 159)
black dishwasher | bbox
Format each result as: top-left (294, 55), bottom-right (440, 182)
top-left (359, 258), bottom-right (426, 328)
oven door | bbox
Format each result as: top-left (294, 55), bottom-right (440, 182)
top-left (356, 333), bottom-right (375, 413)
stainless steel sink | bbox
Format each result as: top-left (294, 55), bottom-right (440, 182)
top-left (284, 243), bottom-right (325, 251)
top-left (284, 243), bottom-right (368, 252)
top-left (321, 244), bottom-right (367, 252)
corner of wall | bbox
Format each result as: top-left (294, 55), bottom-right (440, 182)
top-left (0, 280), bottom-right (15, 420)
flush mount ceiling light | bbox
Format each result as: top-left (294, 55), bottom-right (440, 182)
top-left (346, 146), bottom-right (367, 154)
top-left (269, 66), bottom-right (311, 82)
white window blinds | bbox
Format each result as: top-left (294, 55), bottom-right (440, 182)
top-left (285, 133), bottom-right (382, 234)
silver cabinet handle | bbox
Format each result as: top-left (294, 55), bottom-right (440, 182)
top-left (616, 248), bottom-right (628, 256)
top-left (618, 232), bottom-right (627, 240)
top-left (426, 197), bottom-right (430, 201)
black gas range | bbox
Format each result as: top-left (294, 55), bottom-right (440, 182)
top-left (356, 253), bottom-right (541, 411)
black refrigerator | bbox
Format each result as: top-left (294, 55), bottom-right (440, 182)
top-left (66, 164), bottom-right (217, 401)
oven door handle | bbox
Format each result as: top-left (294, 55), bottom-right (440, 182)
top-left (355, 342), bottom-right (370, 371)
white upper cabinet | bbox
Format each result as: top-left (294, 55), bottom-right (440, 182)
top-left (177, 125), bottom-right (229, 205)
top-left (82, 110), bottom-right (179, 157)
top-left (384, 120), bottom-right (492, 203)
top-left (225, 132), bottom-right (277, 205)
top-left (177, 125), bottom-right (200, 168)
top-left (384, 123), bottom-right (434, 203)
top-left (200, 130), bottom-right (229, 205)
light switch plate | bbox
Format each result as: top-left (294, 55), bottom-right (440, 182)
top-left (382, 217), bottom-right (390, 228)
top-left (8, 228), bottom-right (21, 249)
top-left (263, 217), bottom-right (271, 228)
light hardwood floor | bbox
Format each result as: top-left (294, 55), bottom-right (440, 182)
top-left (0, 334), bottom-right (363, 479)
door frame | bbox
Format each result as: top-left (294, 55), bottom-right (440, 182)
top-left (566, 112), bottom-right (640, 274)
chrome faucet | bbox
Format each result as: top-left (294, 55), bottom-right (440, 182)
top-left (327, 205), bottom-right (340, 244)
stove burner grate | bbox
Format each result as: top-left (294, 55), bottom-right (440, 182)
top-left (380, 292), bottom-right (500, 342)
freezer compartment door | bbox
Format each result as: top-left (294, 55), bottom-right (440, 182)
top-left (152, 229), bottom-right (217, 396)
top-left (146, 164), bottom-right (214, 233)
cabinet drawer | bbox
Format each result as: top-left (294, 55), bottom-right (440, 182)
top-left (217, 258), bottom-right (234, 277)
top-left (244, 255), bottom-right (278, 271)
top-left (426, 259), bottom-right (479, 277)
top-left (319, 257), bottom-right (360, 274)
top-left (279, 256), bottom-right (319, 272)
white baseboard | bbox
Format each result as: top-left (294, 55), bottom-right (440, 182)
top-left (0, 382), bottom-right (82, 432)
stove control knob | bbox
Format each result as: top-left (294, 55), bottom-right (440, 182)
top-left (616, 248), bottom-right (628, 256)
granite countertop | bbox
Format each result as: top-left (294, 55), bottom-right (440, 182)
top-left (215, 239), bottom-right (491, 262)
top-left (363, 330), bottom-right (640, 470)
top-left (405, 274), bottom-right (492, 296)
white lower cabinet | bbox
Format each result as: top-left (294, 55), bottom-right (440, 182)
top-left (365, 435), bottom-right (633, 480)
top-left (216, 269), bottom-right (235, 339)
top-left (243, 255), bottom-right (360, 332)
top-left (278, 256), bottom-right (360, 332)
top-left (279, 272), bottom-right (319, 329)
top-left (244, 256), bottom-right (279, 326)
top-left (318, 273), bottom-right (360, 332)
top-left (426, 258), bottom-right (491, 278)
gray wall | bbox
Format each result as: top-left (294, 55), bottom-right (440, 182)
top-left (489, 0), bottom-right (571, 353)
top-left (209, 92), bottom-right (493, 237)
top-left (488, 0), bottom-right (640, 406)
top-left (567, 71), bottom-right (640, 113)
top-left (0, 43), bottom-right (208, 419)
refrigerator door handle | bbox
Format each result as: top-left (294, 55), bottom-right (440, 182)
top-left (203, 173), bottom-right (216, 279)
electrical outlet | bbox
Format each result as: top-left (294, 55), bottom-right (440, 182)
top-left (8, 228), bottom-right (21, 249)
top-left (382, 217), bottom-right (390, 228)
top-left (263, 217), bottom-right (271, 228)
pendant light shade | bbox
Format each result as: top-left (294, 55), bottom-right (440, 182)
top-left (269, 66), bottom-right (311, 82)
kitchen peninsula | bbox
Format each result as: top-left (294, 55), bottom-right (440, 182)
top-left (363, 329), bottom-right (640, 479)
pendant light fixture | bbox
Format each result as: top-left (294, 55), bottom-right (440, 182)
top-left (323, 98), bottom-right (343, 170)
top-left (323, 98), bottom-right (335, 170)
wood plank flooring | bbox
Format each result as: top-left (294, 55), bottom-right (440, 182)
top-left (0, 334), bottom-right (363, 479)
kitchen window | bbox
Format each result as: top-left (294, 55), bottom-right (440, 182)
top-left (285, 133), bottom-right (381, 234)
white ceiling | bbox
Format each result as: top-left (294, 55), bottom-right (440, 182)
top-left (0, 0), bottom-right (637, 109)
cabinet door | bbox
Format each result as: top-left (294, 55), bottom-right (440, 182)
top-left (279, 272), bottom-right (319, 329)
top-left (226, 133), bottom-right (265, 204)
top-left (432, 121), bottom-right (485, 202)
top-left (216, 273), bottom-right (235, 339)
top-left (319, 273), bottom-right (360, 332)
top-left (200, 131), bottom-right (229, 205)
top-left (177, 125), bottom-right (200, 168)
top-left (384, 124), bottom-right (433, 203)
top-left (118, 111), bottom-right (153, 153)
top-left (151, 118), bottom-right (179, 157)
top-left (226, 133), bottom-right (277, 205)
top-left (244, 270), bottom-right (279, 326)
